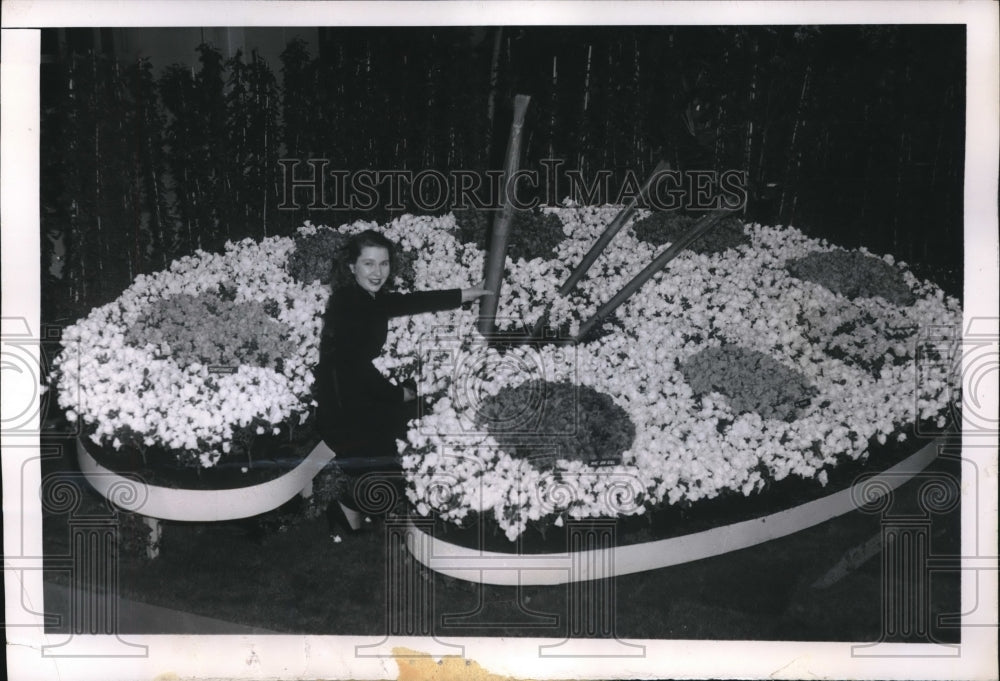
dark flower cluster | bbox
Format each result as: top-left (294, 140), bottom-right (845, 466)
top-left (287, 227), bottom-right (418, 291)
top-left (286, 228), bottom-right (350, 285)
top-left (796, 305), bottom-right (915, 375)
top-left (392, 248), bottom-right (419, 291)
top-left (679, 345), bottom-right (817, 422)
top-left (475, 380), bottom-right (636, 468)
top-left (453, 208), bottom-right (566, 262)
top-left (631, 212), bottom-right (751, 254)
top-left (785, 250), bottom-right (916, 306)
top-left (125, 290), bottom-right (295, 371)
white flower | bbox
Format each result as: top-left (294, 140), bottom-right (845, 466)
top-left (51, 210), bottom-right (959, 536)
top-left (394, 208), bottom-right (960, 540)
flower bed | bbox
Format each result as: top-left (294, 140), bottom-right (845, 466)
top-left (53, 206), bottom-right (960, 536)
top-left (386, 206), bottom-right (961, 542)
top-left (415, 418), bottom-right (946, 556)
top-left (52, 230), bottom-right (324, 488)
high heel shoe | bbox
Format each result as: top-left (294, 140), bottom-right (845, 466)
top-left (326, 501), bottom-right (365, 536)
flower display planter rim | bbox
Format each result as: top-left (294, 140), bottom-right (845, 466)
top-left (404, 435), bottom-right (945, 585)
top-left (76, 437), bottom-right (336, 522)
top-left (77, 430), bottom-right (316, 490)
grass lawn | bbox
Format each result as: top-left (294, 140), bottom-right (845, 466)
top-left (41, 433), bottom-right (961, 642)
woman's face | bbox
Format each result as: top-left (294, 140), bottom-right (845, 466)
top-left (350, 245), bottom-right (391, 294)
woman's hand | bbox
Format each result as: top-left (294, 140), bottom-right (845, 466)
top-left (461, 280), bottom-right (493, 303)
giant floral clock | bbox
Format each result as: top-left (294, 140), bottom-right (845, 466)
top-left (53, 206), bottom-right (961, 578)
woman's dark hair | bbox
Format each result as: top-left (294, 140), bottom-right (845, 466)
top-left (329, 229), bottom-right (399, 291)
top-left (345, 229), bottom-right (396, 263)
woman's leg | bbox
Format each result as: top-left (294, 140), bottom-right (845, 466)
top-left (324, 400), bottom-right (419, 527)
top-left (342, 435), bottom-right (404, 516)
top-left (323, 433), bottom-right (401, 535)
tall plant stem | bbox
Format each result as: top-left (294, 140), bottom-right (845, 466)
top-left (478, 94), bottom-right (531, 337)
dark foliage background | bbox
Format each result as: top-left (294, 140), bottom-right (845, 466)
top-left (40, 25), bottom-right (965, 322)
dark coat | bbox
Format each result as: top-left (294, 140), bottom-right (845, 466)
top-left (315, 281), bottom-right (462, 464)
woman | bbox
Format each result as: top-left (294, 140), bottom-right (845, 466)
top-left (315, 229), bottom-right (490, 534)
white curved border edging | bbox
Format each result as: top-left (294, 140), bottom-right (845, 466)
top-left (77, 438), bottom-right (337, 522)
top-left (406, 437), bottom-right (945, 585)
